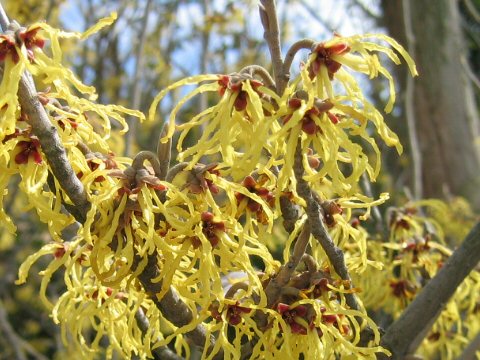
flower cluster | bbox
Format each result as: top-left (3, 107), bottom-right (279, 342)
top-left (0, 9), bottom-right (448, 360)
top-left (352, 199), bottom-right (480, 359)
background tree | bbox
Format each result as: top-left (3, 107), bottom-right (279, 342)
top-left (381, 0), bottom-right (480, 205)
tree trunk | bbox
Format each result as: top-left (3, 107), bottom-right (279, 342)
top-left (382, 0), bottom-right (480, 207)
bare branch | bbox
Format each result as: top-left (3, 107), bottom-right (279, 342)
top-left (461, 55), bottom-right (480, 91)
top-left (135, 308), bottom-right (184, 360)
top-left (293, 143), bottom-right (359, 311)
top-left (239, 65), bottom-right (276, 89)
top-left (360, 174), bottom-right (385, 234)
top-left (264, 224), bottom-right (311, 307)
top-left (136, 254), bottom-right (218, 355)
top-left (0, 299), bottom-right (49, 360)
top-left (379, 222), bottom-right (480, 359)
top-left (132, 151), bottom-right (162, 177)
top-left (0, 5), bottom-right (9, 30)
top-left (157, 123), bottom-right (171, 180)
top-left (459, 331), bottom-right (480, 360)
top-left (283, 39), bottom-right (315, 75)
top-left (259, 0), bottom-right (288, 94)
top-left (348, 0), bottom-right (382, 21)
top-left (1, 4), bottom-right (91, 222)
top-left (125, 0), bottom-right (153, 157)
top-left (463, 0), bottom-right (480, 22)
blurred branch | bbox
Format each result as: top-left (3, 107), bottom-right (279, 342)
top-left (297, 0), bottom-right (338, 32)
top-left (0, 299), bottom-right (49, 360)
top-left (402, 0), bottom-right (423, 200)
top-left (459, 331), bottom-right (480, 360)
top-left (360, 173), bottom-right (385, 234)
top-left (461, 55), bottom-right (480, 91)
top-left (349, 0), bottom-right (382, 21)
top-left (463, 0), bottom-right (480, 22)
top-left (379, 222), bottom-right (480, 359)
top-left (198, 0), bottom-right (212, 118)
top-left (125, 0), bottom-right (153, 157)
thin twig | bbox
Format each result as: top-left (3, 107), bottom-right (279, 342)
top-left (360, 173), bottom-right (385, 234)
top-left (464, 0), bottom-right (480, 22)
top-left (350, 0), bottom-right (382, 21)
top-left (132, 151), bottom-right (162, 177)
top-left (0, 300), bottom-right (49, 360)
top-left (283, 38), bottom-right (315, 75)
top-left (125, 0), bottom-right (153, 157)
top-left (461, 55), bottom-right (480, 91)
top-left (157, 123), bottom-right (171, 181)
top-left (239, 65), bottom-right (276, 89)
top-left (166, 162), bottom-right (189, 183)
top-left (0, 5), bottom-right (9, 30)
top-left (264, 224), bottom-right (311, 307)
top-left (259, 0), bottom-right (288, 94)
top-left (379, 222), bottom-right (480, 359)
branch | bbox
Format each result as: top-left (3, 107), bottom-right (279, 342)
top-left (459, 331), bottom-right (480, 360)
top-left (0, 299), bottom-right (49, 360)
top-left (283, 39), bottom-right (315, 76)
top-left (0, 8), bottom-right (91, 222)
top-left (239, 65), bottom-right (276, 89)
top-left (157, 123), bottom-right (171, 180)
top-left (1, 7), bottom-right (215, 358)
top-left (360, 173), bottom-right (385, 234)
top-left (293, 143), bottom-right (359, 312)
top-left (349, 0), bottom-right (382, 21)
top-left (461, 55), bottom-right (480, 92)
top-left (463, 0), bottom-right (480, 22)
top-left (264, 224), bottom-right (311, 307)
top-left (18, 75), bottom-right (91, 221)
top-left (135, 308), bottom-right (184, 360)
top-left (125, 0), bottom-right (153, 157)
top-left (259, 0), bottom-right (288, 94)
top-left (379, 222), bottom-right (480, 359)
top-left (136, 254), bottom-right (218, 356)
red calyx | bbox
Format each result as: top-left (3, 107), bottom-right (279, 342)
top-left (200, 211), bottom-right (226, 248)
top-left (14, 138), bottom-right (42, 164)
top-left (0, 35), bottom-right (19, 63)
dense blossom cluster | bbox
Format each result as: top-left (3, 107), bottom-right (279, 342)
top-left (1, 9), bottom-right (478, 360)
top-left (353, 200), bottom-right (480, 359)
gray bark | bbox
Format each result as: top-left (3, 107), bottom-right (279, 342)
top-left (382, 0), bottom-right (480, 207)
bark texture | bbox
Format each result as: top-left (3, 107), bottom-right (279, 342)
top-left (382, 0), bottom-right (480, 206)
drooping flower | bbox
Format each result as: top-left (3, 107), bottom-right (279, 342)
top-left (149, 73), bottom-right (281, 180)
